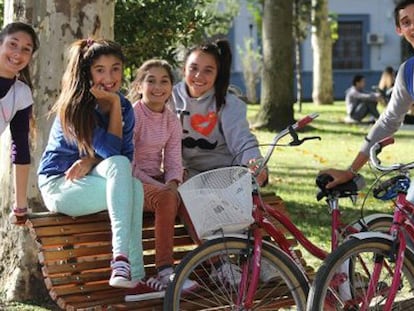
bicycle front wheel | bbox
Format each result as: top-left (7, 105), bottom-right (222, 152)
top-left (307, 236), bottom-right (414, 310)
top-left (164, 236), bottom-right (309, 310)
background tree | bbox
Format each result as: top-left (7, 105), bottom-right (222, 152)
top-left (294, 0), bottom-right (311, 111)
top-left (115, 0), bottom-right (239, 81)
top-left (254, 0), bottom-right (295, 130)
top-left (237, 37), bottom-right (262, 104)
top-left (0, 0), bottom-right (114, 302)
top-left (311, 0), bottom-right (333, 105)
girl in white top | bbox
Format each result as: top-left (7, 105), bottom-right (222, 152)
top-left (0, 22), bottom-right (39, 224)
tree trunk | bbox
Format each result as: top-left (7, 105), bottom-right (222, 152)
top-left (294, 0), bottom-right (302, 111)
top-left (295, 35), bottom-right (302, 111)
top-left (0, 0), bottom-right (114, 302)
top-left (311, 0), bottom-right (333, 105)
top-left (255, 0), bottom-right (294, 131)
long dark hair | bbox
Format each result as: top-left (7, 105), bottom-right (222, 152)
top-left (52, 38), bottom-right (125, 157)
top-left (184, 39), bottom-right (232, 111)
top-left (0, 22), bottom-right (39, 89)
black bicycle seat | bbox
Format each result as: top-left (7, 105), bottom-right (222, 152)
top-left (316, 173), bottom-right (366, 201)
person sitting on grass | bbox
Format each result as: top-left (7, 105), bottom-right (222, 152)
top-left (345, 74), bottom-right (381, 124)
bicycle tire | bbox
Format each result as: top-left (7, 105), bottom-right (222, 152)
top-left (164, 236), bottom-right (309, 310)
top-left (307, 236), bottom-right (414, 310)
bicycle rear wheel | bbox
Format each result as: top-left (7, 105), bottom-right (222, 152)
top-left (307, 236), bottom-right (414, 310)
top-left (164, 236), bottom-right (309, 310)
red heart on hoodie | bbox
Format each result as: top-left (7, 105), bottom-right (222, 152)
top-left (190, 112), bottom-right (217, 136)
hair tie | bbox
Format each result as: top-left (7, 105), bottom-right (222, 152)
top-left (86, 38), bottom-right (94, 47)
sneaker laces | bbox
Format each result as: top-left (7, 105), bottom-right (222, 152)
top-left (146, 276), bottom-right (167, 291)
top-left (111, 260), bottom-right (131, 279)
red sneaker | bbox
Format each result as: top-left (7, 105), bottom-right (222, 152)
top-left (124, 279), bottom-right (165, 302)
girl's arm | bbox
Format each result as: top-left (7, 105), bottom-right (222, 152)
top-left (14, 164), bottom-right (29, 209)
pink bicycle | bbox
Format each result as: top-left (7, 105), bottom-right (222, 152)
top-left (307, 136), bottom-right (414, 310)
top-left (164, 115), bottom-right (395, 310)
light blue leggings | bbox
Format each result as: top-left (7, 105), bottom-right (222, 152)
top-left (38, 155), bottom-right (144, 281)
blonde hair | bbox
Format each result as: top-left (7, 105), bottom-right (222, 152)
top-left (378, 66), bottom-right (395, 90)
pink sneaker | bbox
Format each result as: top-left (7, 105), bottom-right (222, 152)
top-left (109, 256), bottom-right (136, 288)
top-left (124, 279), bottom-right (166, 302)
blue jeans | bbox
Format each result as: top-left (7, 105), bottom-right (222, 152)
top-left (38, 155), bottom-right (144, 280)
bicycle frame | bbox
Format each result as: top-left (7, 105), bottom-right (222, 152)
top-left (360, 192), bottom-right (414, 310)
top-left (237, 185), bottom-right (371, 308)
top-left (232, 114), bottom-right (389, 309)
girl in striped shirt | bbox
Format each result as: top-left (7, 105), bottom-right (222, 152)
top-left (127, 59), bottom-right (197, 300)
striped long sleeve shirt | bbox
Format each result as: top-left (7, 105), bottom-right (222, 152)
top-left (132, 100), bottom-right (183, 187)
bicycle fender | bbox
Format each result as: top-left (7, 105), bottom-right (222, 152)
top-left (202, 233), bottom-right (248, 240)
top-left (347, 231), bottom-right (393, 241)
top-left (350, 213), bottom-right (393, 231)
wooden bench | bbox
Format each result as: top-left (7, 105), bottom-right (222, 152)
top-left (26, 193), bottom-right (312, 311)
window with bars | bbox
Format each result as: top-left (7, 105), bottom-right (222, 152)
top-left (333, 21), bottom-right (363, 69)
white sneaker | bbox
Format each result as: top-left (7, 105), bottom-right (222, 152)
top-left (158, 267), bottom-right (199, 292)
top-left (260, 258), bottom-right (280, 283)
top-left (212, 262), bottom-right (242, 287)
top-left (109, 258), bottom-right (136, 288)
top-left (344, 116), bottom-right (358, 124)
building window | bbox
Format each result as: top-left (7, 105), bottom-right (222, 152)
top-left (333, 21), bottom-right (363, 69)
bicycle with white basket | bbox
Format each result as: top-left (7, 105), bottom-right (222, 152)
top-left (164, 114), bottom-right (396, 310)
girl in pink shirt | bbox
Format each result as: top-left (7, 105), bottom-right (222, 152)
top-left (127, 59), bottom-right (197, 300)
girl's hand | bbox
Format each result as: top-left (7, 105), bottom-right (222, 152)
top-left (256, 167), bottom-right (268, 187)
top-left (89, 84), bottom-right (120, 113)
top-left (165, 180), bottom-right (179, 193)
top-left (65, 157), bottom-right (98, 181)
top-left (318, 168), bottom-right (354, 189)
top-left (248, 158), bottom-right (268, 187)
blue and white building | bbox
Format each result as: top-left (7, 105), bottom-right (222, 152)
top-left (230, 0), bottom-right (405, 100)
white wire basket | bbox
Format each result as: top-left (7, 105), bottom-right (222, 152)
top-left (178, 166), bottom-right (254, 239)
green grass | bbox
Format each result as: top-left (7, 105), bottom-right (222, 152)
top-left (6, 101), bottom-right (414, 309)
top-left (250, 101), bottom-right (414, 268)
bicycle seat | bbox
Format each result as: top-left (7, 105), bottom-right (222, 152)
top-left (316, 173), bottom-right (366, 201)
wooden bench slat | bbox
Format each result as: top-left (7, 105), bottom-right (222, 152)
top-left (50, 280), bottom-right (114, 298)
top-left (33, 223), bottom-right (111, 237)
top-left (42, 259), bottom-right (111, 275)
top-left (39, 245), bottom-right (112, 262)
top-left (37, 232), bottom-right (113, 248)
top-left (45, 269), bottom-right (111, 288)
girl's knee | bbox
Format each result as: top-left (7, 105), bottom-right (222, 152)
top-left (101, 155), bottom-right (132, 176)
top-left (108, 155), bottom-right (131, 168)
top-left (158, 189), bottom-right (179, 212)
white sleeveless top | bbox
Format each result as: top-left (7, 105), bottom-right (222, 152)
top-left (0, 79), bottom-right (33, 134)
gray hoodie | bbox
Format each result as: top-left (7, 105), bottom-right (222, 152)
top-left (170, 81), bottom-right (262, 178)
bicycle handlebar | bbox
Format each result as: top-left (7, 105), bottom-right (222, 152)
top-left (369, 136), bottom-right (414, 172)
top-left (255, 113), bottom-right (320, 176)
